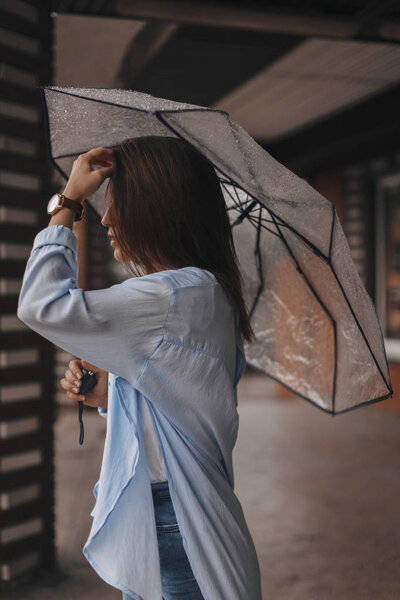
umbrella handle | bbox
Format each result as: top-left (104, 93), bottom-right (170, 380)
top-left (77, 368), bottom-right (98, 445)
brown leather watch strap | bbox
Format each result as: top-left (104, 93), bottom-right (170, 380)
top-left (60, 194), bottom-right (85, 221)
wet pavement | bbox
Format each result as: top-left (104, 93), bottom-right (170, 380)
top-left (4, 370), bottom-right (400, 599)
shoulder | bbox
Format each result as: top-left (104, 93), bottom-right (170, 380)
top-left (151, 266), bottom-right (218, 292)
top-left (115, 267), bottom-right (217, 302)
top-left (109, 267), bottom-right (219, 298)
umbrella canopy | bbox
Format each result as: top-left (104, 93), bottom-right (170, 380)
top-left (39, 85), bottom-right (393, 415)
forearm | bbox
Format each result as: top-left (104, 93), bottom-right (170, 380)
top-left (48, 206), bottom-right (76, 230)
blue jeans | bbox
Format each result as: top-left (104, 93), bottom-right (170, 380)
top-left (122, 480), bottom-right (204, 600)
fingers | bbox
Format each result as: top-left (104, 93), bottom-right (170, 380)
top-left (65, 360), bottom-right (84, 396)
top-left (98, 166), bottom-right (113, 179)
top-left (73, 148), bottom-right (113, 170)
top-left (91, 157), bottom-right (113, 166)
top-left (87, 147), bottom-right (114, 163)
top-left (87, 146), bottom-right (114, 155)
top-left (65, 369), bottom-right (80, 386)
top-left (59, 377), bottom-right (85, 401)
top-left (90, 159), bottom-right (113, 170)
top-left (68, 359), bottom-right (83, 379)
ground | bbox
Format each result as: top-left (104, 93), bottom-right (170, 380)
top-left (3, 371), bottom-right (400, 599)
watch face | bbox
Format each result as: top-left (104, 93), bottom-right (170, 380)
top-left (48, 193), bottom-right (61, 213)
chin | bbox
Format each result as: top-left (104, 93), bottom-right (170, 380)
top-left (113, 247), bottom-right (123, 261)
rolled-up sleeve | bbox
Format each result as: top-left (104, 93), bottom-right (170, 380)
top-left (17, 225), bottom-right (171, 386)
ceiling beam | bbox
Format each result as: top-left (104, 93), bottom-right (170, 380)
top-left (266, 82), bottom-right (400, 178)
top-left (116, 0), bottom-right (400, 43)
top-left (114, 20), bottom-right (179, 88)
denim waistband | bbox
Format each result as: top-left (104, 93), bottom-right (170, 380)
top-left (151, 480), bottom-right (169, 490)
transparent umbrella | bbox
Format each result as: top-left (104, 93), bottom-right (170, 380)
top-left (39, 85), bottom-right (393, 415)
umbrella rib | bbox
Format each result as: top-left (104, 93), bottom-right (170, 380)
top-left (248, 204), bottom-right (265, 320)
top-left (329, 202), bottom-right (335, 261)
top-left (245, 213), bottom-right (282, 239)
top-left (225, 197), bottom-right (286, 240)
top-left (233, 187), bottom-right (330, 261)
top-left (228, 202), bottom-right (300, 235)
top-left (221, 180), bottom-right (246, 208)
top-left (329, 260), bottom-right (393, 394)
top-left (326, 202), bottom-right (391, 394)
top-left (42, 86), bottom-right (228, 123)
top-left (223, 179), bottom-right (330, 261)
top-left (247, 364), bottom-right (393, 416)
top-left (232, 182), bottom-right (241, 204)
top-left (231, 200), bottom-right (258, 227)
top-left (223, 184), bottom-right (250, 210)
top-left (221, 178), bottom-right (287, 242)
top-left (267, 210), bottom-right (330, 262)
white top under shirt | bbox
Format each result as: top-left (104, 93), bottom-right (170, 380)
top-left (141, 399), bottom-right (168, 483)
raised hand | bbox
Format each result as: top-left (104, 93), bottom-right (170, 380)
top-left (59, 358), bottom-right (108, 409)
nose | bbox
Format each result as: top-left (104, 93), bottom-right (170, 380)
top-left (101, 207), bottom-right (110, 227)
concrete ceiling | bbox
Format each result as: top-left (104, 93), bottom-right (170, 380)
top-left (52, 1), bottom-right (400, 144)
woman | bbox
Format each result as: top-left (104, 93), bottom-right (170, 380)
top-left (17, 136), bottom-right (262, 600)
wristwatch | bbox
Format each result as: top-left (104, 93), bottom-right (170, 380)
top-left (47, 193), bottom-right (85, 221)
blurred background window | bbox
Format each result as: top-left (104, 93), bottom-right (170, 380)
top-left (376, 173), bottom-right (400, 356)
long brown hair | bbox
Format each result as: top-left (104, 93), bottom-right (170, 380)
top-left (105, 135), bottom-right (255, 344)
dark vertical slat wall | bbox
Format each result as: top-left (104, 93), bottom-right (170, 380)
top-left (0, 0), bottom-right (57, 586)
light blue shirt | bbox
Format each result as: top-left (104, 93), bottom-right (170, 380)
top-left (17, 224), bottom-right (262, 600)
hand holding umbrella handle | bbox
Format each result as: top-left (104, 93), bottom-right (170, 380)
top-left (77, 368), bottom-right (98, 445)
